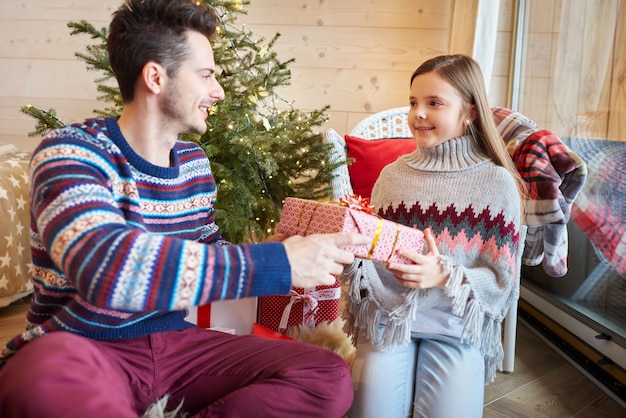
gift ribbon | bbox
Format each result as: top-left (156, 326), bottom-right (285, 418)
top-left (338, 194), bottom-right (375, 214)
top-left (366, 217), bottom-right (384, 259)
top-left (295, 201), bottom-right (324, 235)
top-left (385, 223), bottom-right (402, 263)
top-left (278, 286), bottom-right (342, 331)
top-left (356, 216), bottom-right (401, 262)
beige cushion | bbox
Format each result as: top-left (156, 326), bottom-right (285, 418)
top-left (0, 150), bottom-right (33, 307)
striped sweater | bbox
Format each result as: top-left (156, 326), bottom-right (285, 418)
top-left (0, 117), bottom-right (291, 368)
top-left (341, 136), bottom-right (522, 383)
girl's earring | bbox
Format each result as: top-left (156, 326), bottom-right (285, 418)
top-left (465, 119), bottom-right (476, 140)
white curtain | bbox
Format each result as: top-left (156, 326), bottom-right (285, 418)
top-left (473, 0), bottom-right (501, 92)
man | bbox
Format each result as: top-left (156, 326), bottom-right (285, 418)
top-left (0, 1), bottom-right (368, 416)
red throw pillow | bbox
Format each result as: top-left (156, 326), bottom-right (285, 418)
top-left (345, 135), bottom-right (417, 199)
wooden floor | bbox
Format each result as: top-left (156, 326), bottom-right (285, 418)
top-left (1, 297), bottom-right (625, 417)
top-left (483, 320), bottom-right (626, 417)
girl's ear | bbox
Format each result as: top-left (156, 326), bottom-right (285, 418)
top-left (468, 104), bottom-right (477, 122)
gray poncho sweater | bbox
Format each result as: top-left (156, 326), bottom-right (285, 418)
top-left (341, 136), bottom-right (522, 384)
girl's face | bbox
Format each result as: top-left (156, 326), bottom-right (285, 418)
top-left (407, 71), bottom-right (474, 148)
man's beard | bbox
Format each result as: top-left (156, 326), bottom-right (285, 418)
top-left (161, 84), bottom-right (207, 135)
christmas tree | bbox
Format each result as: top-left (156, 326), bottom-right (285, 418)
top-left (21, 0), bottom-right (341, 244)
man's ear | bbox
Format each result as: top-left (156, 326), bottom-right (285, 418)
top-left (142, 62), bottom-right (166, 95)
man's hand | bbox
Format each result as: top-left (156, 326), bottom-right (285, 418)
top-left (282, 232), bottom-right (371, 288)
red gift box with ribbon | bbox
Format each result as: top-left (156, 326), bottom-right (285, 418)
top-left (276, 195), bottom-right (424, 264)
top-left (257, 280), bottom-right (343, 333)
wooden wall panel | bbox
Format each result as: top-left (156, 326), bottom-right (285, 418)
top-left (1, 59), bottom-right (102, 100)
top-left (0, 0), bottom-right (455, 151)
top-left (242, 0), bottom-right (452, 30)
top-left (0, 19), bottom-right (109, 60)
top-left (608, 0), bottom-right (626, 141)
top-left (449, 0), bottom-right (478, 55)
top-left (244, 25), bottom-right (448, 72)
top-left (274, 67), bottom-right (410, 111)
top-left (0, 0), bottom-right (118, 151)
top-left (243, 0), bottom-right (453, 137)
top-left (515, 0), bottom-right (624, 141)
top-left (0, 0), bottom-right (119, 21)
top-left (0, 0), bottom-right (483, 151)
top-left (12, 1), bottom-right (618, 150)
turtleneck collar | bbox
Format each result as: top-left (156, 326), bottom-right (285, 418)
top-left (402, 135), bottom-right (490, 172)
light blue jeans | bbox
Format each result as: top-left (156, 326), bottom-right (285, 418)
top-left (350, 330), bottom-right (485, 418)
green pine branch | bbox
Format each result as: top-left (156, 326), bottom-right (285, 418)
top-left (19, 105), bottom-right (64, 137)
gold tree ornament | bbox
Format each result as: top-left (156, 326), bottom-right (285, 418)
top-left (231, 0), bottom-right (243, 11)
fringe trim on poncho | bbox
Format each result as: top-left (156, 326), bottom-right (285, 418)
top-left (341, 256), bottom-right (506, 384)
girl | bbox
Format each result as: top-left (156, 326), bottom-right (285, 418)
top-left (343, 54), bottom-right (526, 418)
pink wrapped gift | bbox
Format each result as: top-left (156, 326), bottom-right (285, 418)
top-left (277, 196), bottom-right (424, 264)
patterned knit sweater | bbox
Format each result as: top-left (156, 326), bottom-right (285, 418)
top-left (0, 118), bottom-right (291, 368)
top-left (341, 136), bottom-right (522, 383)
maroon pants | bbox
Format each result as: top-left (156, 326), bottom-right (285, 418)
top-left (0, 328), bottom-right (352, 417)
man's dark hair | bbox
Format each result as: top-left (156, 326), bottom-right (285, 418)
top-left (108, 0), bottom-right (219, 103)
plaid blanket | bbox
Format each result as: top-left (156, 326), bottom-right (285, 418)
top-left (493, 106), bottom-right (538, 153)
top-left (493, 107), bottom-right (626, 277)
top-left (511, 131), bottom-right (587, 277)
top-left (563, 138), bottom-right (626, 276)
top-left (492, 108), bottom-right (588, 277)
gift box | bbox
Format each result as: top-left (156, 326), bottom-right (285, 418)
top-left (252, 323), bottom-right (295, 341)
top-left (196, 303), bottom-right (212, 328)
top-left (277, 196), bottom-right (424, 264)
top-left (257, 280), bottom-right (342, 333)
top-left (191, 298), bottom-right (258, 335)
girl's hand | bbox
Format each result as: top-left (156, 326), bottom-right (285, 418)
top-left (386, 228), bottom-right (449, 289)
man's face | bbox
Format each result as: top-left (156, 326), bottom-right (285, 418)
top-left (160, 30), bottom-right (225, 135)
